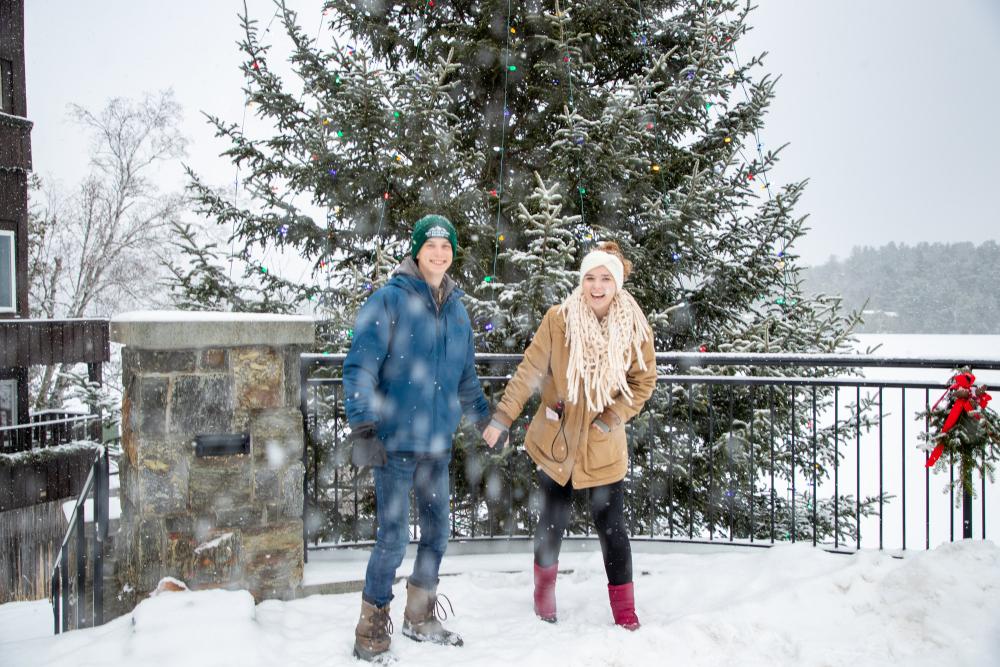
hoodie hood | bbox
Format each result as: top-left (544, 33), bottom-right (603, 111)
top-left (392, 255), bottom-right (461, 306)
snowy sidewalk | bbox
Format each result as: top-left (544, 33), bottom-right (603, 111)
top-left (2, 541), bottom-right (999, 666)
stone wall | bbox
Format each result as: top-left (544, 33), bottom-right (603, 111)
top-left (112, 313), bottom-right (313, 610)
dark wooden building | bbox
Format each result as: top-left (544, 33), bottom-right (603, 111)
top-left (0, 0), bottom-right (30, 430)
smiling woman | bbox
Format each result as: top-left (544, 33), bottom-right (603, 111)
top-left (484, 240), bottom-right (656, 629)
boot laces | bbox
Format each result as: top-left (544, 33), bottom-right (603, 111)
top-left (372, 605), bottom-right (394, 637)
top-left (430, 592), bottom-right (455, 622)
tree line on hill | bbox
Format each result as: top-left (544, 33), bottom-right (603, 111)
top-left (804, 241), bottom-right (1000, 334)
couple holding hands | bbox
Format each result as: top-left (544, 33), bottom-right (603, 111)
top-left (343, 214), bottom-right (656, 662)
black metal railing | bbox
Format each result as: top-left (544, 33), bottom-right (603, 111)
top-left (300, 352), bottom-right (1000, 556)
top-left (50, 446), bottom-right (110, 634)
top-left (0, 411), bottom-right (100, 453)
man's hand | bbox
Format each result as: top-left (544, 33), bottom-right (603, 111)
top-left (349, 422), bottom-right (386, 468)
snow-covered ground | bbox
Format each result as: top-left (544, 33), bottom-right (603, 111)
top-left (2, 541), bottom-right (999, 666)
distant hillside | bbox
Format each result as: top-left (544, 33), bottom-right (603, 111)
top-left (804, 241), bottom-right (1000, 334)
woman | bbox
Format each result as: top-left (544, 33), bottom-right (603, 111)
top-left (483, 241), bottom-right (656, 630)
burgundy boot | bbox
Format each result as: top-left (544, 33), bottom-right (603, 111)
top-left (607, 582), bottom-right (640, 631)
top-left (533, 562), bottom-right (558, 622)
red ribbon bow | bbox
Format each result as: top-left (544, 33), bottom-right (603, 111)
top-left (926, 373), bottom-right (985, 468)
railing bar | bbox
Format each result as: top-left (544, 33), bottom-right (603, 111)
top-left (950, 449), bottom-right (955, 542)
top-left (653, 375), bottom-right (959, 390)
top-left (811, 386), bottom-right (817, 547)
top-left (925, 388), bottom-right (930, 550)
top-left (299, 362), bottom-right (310, 562)
top-left (728, 390), bottom-right (735, 542)
top-left (667, 385), bottom-right (674, 540)
top-left (648, 405), bottom-right (655, 538)
top-left (748, 384), bottom-right (755, 544)
top-left (791, 386), bottom-right (796, 544)
top-left (901, 390), bottom-right (906, 551)
top-left (60, 546), bottom-right (69, 633)
top-left (93, 449), bottom-right (104, 627)
top-left (982, 467), bottom-right (987, 540)
top-left (878, 386), bottom-right (884, 550)
top-left (0, 413), bottom-right (99, 433)
top-left (312, 383), bottom-right (321, 546)
top-left (301, 351), bottom-right (1000, 372)
top-left (75, 501), bottom-right (85, 629)
top-left (52, 568), bottom-right (60, 634)
top-left (687, 382), bottom-right (694, 540)
top-left (856, 386), bottom-right (861, 551)
top-left (769, 385), bottom-right (775, 544)
top-left (334, 383), bottom-right (341, 542)
top-left (707, 386), bottom-right (714, 540)
top-left (450, 456), bottom-right (456, 539)
top-left (834, 388), bottom-right (840, 549)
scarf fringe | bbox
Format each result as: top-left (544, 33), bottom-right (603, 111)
top-left (559, 286), bottom-right (650, 413)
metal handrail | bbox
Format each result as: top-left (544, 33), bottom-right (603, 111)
top-left (0, 414), bottom-right (97, 432)
top-left (302, 351), bottom-right (1000, 371)
top-left (300, 351), bottom-right (997, 555)
top-left (50, 446), bottom-right (110, 634)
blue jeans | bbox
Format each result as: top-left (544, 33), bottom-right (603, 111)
top-left (362, 451), bottom-right (452, 607)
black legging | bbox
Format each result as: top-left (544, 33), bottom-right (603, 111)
top-left (533, 470), bottom-right (633, 586)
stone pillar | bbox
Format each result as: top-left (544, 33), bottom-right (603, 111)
top-left (110, 311), bottom-right (314, 608)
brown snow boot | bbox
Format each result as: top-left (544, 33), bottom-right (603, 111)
top-left (401, 580), bottom-right (464, 647)
top-left (354, 599), bottom-right (393, 662)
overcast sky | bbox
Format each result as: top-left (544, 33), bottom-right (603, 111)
top-left (22, 0), bottom-right (1000, 267)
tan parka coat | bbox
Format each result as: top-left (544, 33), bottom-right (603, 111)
top-left (493, 304), bottom-right (657, 489)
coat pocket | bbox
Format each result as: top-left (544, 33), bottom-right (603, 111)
top-left (585, 428), bottom-right (623, 471)
top-left (526, 414), bottom-right (567, 463)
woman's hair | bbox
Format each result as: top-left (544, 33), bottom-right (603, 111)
top-left (595, 241), bottom-right (633, 281)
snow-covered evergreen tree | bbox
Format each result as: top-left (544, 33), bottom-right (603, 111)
top-left (178, 0), bottom-right (873, 543)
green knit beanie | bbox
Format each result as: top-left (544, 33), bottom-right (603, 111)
top-left (410, 214), bottom-right (458, 259)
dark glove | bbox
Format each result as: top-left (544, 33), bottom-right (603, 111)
top-left (349, 422), bottom-right (386, 468)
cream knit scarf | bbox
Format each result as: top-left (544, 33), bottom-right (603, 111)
top-left (559, 286), bottom-right (651, 413)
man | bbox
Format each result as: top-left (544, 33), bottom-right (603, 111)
top-left (343, 214), bottom-right (491, 662)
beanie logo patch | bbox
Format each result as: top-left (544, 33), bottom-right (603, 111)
top-left (425, 225), bottom-right (450, 239)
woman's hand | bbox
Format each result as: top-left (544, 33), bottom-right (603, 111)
top-left (483, 424), bottom-right (504, 448)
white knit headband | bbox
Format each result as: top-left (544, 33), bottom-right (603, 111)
top-left (579, 250), bottom-right (625, 290)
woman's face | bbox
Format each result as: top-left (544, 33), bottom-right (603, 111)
top-left (582, 265), bottom-right (617, 316)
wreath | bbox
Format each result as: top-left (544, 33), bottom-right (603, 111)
top-left (917, 368), bottom-right (1000, 499)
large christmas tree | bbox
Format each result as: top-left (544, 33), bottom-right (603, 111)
top-left (177, 0), bottom-right (877, 544)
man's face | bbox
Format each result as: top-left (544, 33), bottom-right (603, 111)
top-left (415, 237), bottom-right (454, 282)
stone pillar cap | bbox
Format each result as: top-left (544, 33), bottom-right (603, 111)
top-left (111, 310), bottom-right (315, 349)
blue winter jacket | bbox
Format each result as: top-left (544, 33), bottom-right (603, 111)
top-left (343, 258), bottom-right (491, 454)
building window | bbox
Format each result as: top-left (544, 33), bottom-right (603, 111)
top-left (0, 379), bottom-right (15, 427)
top-left (0, 59), bottom-right (13, 114)
top-left (0, 230), bottom-right (14, 312)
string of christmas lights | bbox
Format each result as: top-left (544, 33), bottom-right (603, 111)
top-left (486, 0), bottom-right (517, 287)
top-left (231, 7), bottom-right (283, 283)
top-left (555, 2), bottom-right (593, 241)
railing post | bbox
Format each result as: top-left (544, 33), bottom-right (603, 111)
top-left (93, 448), bottom-right (106, 626)
top-left (300, 358), bottom-right (311, 564)
top-left (963, 487), bottom-right (973, 539)
top-left (75, 507), bottom-right (85, 629)
top-left (51, 569), bottom-right (60, 635)
top-left (60, 547), bottom-right (69, 633)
